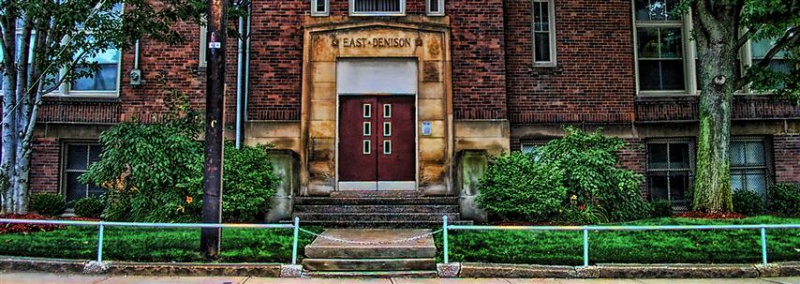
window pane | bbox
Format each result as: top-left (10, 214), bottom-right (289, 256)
top-left (669, 143), bottom-right (690, 169)
top-left (635, 0), bottom-right (681, 21)
top-left (730, 141), bottom-right (745, 166)
top-left (353, 0), bottom-right (402, 13)
top-left (428, 0), bottom-right (440, 13)
top-left (752, 39), bottom-right (785, 59)
top-left (669, 172), bottom-right (689, 204)
top-left (731, 172), bottom-right (745, 192)
top-left (649, 174), bottom-right (669, 200)
top-left (660, 28), bottom-right (683, 58)
top-left (533, 2), bottom-right (549, 31)
top-left (648, 144), bottom-right (669, 169)
top-left (534, 33), bottom-right (551, 62)
top-left (89, 145), bottom-right (103, 163)
top-left (67, 172), bottom-right (87, 202)
top-left (637, 28), bottom-right (660, 58)
top-left (67, 145), bottom-right (88, 170)
top-left (317, 0), bottom-right (327, 12)
top-left (744, 141), bottom-right (765, 166)
top-left (72, 64), bottom-right (118, 91)
top-left (746, 169), bottom-right (767, 196)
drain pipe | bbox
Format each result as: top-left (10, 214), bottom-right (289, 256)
top-left (244, 5), bottom-right (251, 127)
top-left (235, 9), bottom-right (245, 149)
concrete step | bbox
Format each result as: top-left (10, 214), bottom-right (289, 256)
top-left (302, 258), bottom-right (436, 271)
top-left (291, 220), bottom-right (471, 228)
top-left (295, 196), bottom-right (459, 205)
top-left (294, 213), bottom-right (460, 222)
top-left (294, 204), bottom-right (460, 214)
top-left (304, 229), bottom-right (437, 259)
top-left (302, 270), bottom-right (438, 278)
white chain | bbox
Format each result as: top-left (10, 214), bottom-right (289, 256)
top-left (299, 228), bottom-right (443, 245)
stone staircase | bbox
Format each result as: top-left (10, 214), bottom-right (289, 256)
top-left (292, 191), bottom-right (473, 227)
top-left (302, 229), bottom-right (438, 277)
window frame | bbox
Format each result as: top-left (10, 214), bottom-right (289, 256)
top-left (60, 142), bottom-right (104, 204)
top-left (38, 4), bottom-right (124, 98)
top-left (531, 0), bottom-right (557, 66)
top-left (312, 0), bottom-right (330, 17)
top-left (632, 0), bottom-right (698, 96)
top-left (730, 137), bottom-right (772, 195)
top-left (646, 139), bottom-right (695, 209)
top-left (426, 0), bottom-right (445, 16)
top-left (349, 0), bottom-right (406, 16)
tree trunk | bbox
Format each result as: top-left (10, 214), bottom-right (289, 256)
top-left (691, 1), bottom-right (739, 213)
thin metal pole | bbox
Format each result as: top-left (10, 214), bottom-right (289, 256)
top-left (291, 217), bottom-right (300, 265)
top-left (760, 227), bottom-right (768, 265)
top-left (96, 222), bottom-right (105, 263)
top-left (443, 215), bottom-right (449, 264)
top-left (582, 229), bottom-right (589, 267)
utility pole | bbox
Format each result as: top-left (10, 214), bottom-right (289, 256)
top-left (201, 0), bottom-right (226, 259)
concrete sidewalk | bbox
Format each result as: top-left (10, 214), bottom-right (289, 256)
top-left (1, 273), bottom-right (799, 284)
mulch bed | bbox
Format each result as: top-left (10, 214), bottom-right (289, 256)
top-left (0, 214), bottom-right (99, 234)
top-left (673, 211), bottom-right (747, 219)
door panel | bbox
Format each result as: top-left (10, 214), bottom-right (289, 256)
top-left (376, 96), bottom-right (415, 181)
top-left (339, 96), bottom-right (377, 181)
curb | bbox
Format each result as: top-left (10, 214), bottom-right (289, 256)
top-left (457, 262), bottom-right (800, 278)
top-left (2, 257), bottom-right (800, 278)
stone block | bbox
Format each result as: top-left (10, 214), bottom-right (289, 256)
top-left (83, 261), bottom-right (108, 274)
top-left (436, 262), bottom-right (461, 278)
top-left (302, 258), bottom-right (435, 271)
top-left (419, 82), bottom-right (445, 99)
top-left (579, 263), bottom-right (759, 278)
top-left (460, 263), bottom-right (577, 278)
top-left (455, 120), bottom-right (509, 138)
top-left (419, 120), bottom-right (446, 138)
top-left (279, 264), bottom-right (303, 278)
top-left (419, 99), bottom-right (445, 121)
top-left (304, 229), bottom-right (436, 259)
top-left (311, 35), bottom-right (337, 62)
top-left (419, 138), bottom-right (446, 162)
top-left (310, 99), bottom-right (336, 121)
top-left (311, 82), bottom-right (336, 101)
top-left (311, 62), bottom-right (336, 83)
top-left (456, 137), bottom-right (509, 156)
top-left (458, 150), bottom-right (488, 196)
top-left (309, 120), bottom-right (335, 138)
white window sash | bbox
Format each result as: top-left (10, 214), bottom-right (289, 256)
top-left (531, 0), bottom-right (556, 66)
top-left (312, 0), bottom-right (330, 16)
top-left (426, 0), bottom-right (445, 16)
top-left (349, 0), bottom-right (406, 16)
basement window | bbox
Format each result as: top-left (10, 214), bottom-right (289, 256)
top-left (63, 143), bottom-right (104, 203)
top-left (647, 140), bottom-right (693, 210)
top-left (350, 0), bottom-right (405, 16)
top-left (426, 0), bottom-right (444, 16)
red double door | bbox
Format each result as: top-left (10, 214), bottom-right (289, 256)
top-left (339, 96), bottom-right (416, 187)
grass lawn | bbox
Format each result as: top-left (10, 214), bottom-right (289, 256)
top-left (438, 216), bottom-right (800, 265)
top-left (0, 226), bottom-right (320, 263)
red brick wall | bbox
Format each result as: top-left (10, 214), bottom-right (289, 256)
top-left (774, 134), bottom-right (800, 184)
top-left (505, 0), bottom-right (635, 124)
top-left (30, 138), bottom-right (60, 194)
top-left (617, 138), bottom-right (648, 197)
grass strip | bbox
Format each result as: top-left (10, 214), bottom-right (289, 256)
top-left (436, 216), bottom-right (800, 265)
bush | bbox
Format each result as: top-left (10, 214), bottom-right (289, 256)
top-left (650, 200), bottom-right (674, 218)
top-left (80, 85), bottom-right (279, 223)
top-left (477, 152), bottom-right (567, 222)
top-left (220, 143), bottom-right (280, 222)
top-left (768, 183), bottom-right (800, 216)
top-left (731, 190), bottom-right (766, 216)
top-left (555, 203), bottom-right (609, 224)
top-left (73, 196), bottom-right (105, 218)
top-left (30, 193), bottom-right (66, 216)
top-left (536, 127), bottom-right (652, 222)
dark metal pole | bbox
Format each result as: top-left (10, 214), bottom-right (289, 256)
top-left (201, 0), bottom-right (226, 259)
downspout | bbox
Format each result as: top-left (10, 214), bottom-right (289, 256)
top-left (244, 5), bottom-right (251, 141)
top-left (235, 10), bottom-right (245, 149)
top-left (134, 40), bottom-right (140, 69)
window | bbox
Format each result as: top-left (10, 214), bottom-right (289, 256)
top-left (745, 38), bottom-right (796, 90)
top-left (634, 0), bottom-right (688, 92)
top-left (426, 0), bottom-right (444, 16)
top-left (63, 144), bottom-right (104, 203)
top-left (350, 0), bottom-right (405, 16)
top-left (730, 139), bottom-right (769, 196)
top-left (647, 141), bottom-right (693, 209)
top-left (312, 0), bottom-right (330, 16)
top-left (532, 0), bottom-right (556, 65)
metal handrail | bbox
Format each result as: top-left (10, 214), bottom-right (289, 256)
top-left (441, 215), bottom-right (800, 267)
top-left (0, 217), bottom-right (301, 264)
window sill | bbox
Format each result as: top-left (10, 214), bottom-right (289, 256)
top-left (43, 92), bottom-right (119, 99)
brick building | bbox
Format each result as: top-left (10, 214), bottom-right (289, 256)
top-left (21, 0), bottom-right (800, 222)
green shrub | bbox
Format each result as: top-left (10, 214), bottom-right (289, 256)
top-left (80, 87), bottom-right (278, 223)
top-left (536, 127), bottom-right (652, 222)
top-left (732, 190), bottom-right (766, 216)
top-left (768, 183), bottom-right (800, 216)
top-left (220, 143), bottom-right (280, 222)
top-left (30, 193), bottom-right (66, 216)
top-left (73, 196), bottom-right (105, 218)
top-left (650, 200), bottom-right (673, 218)
top-left (477, 152), bottom-right (567, 222)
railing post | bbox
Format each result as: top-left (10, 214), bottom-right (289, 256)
top-left (96, 222), bottom-right (105, 263)
top-left (582, 229), bottom-right (589, 267)
top-left (760, 227), bottom-right (768, 265)
top-left (443, 215), bottom-right (449, 264)
top-left (291, 217), bottom-right (300, 265)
